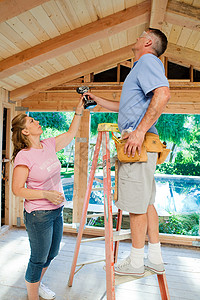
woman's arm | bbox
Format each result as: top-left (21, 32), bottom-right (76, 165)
top-left (55, 98), bottom-right (84, 152)
top-left (12, 165), bottom-right (64, 205)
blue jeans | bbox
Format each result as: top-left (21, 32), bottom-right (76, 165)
top-left (24, 206), bottom-right (63, 283)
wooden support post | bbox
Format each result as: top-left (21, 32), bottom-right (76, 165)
top-left (190, 65), bottom-right (194, 82)
top-left (117, 64), bottom-right (120, 83)
top-left (72, 110), bottom-right (90, 225)
top-left (164, 57), bottom-right (168, 77)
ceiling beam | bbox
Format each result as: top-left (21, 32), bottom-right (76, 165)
top-left (167, 0), bottom-right (200, 21)
top-left (10, 45), bottom-right (134, 101)
top-left (0, 0), bottom-right (50, 23)
top-left (165, 0), bottom-right (200, 32)
top-left (0, 0), bottom-right (150, 79)
top-left (165, 43), bottom-right (200, 70)
top-left (10, 41), bottom-right (200, 101)
top-left (150, 0), bottom-right (168, 29)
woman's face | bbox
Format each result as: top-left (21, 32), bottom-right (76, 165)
top-left (23, 116), bottom-right (43, 136)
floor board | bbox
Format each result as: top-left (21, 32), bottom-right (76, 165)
top-left (0, 228), bottom-right (200, 300)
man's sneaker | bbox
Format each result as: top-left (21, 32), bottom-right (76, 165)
top-left (39, 283), bottom-right (56, 299)
top-left (114, 256), bottom-right (144, 277)
top-left (144, 258), bottom-right (165, 274)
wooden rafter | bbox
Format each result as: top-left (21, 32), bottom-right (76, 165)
top-left (0, 0), bottom-right (150, 79)
top-left (167, 0), bottom-right (200, 21)
top-left (150, 0), bottom-right (168, 29)
top-left (10, 45), bottom-right (134, 100)
top-left (165, 44), bottom-right (200, 70)
top-left (165, 0), bottom-right (200, 31)
top-left (0, 0), bottom-right (50, 23)
top-left (9, 41), bottom-right (200, 101)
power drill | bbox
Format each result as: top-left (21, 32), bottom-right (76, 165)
top-left (76, 86), bottom-right (97, 109)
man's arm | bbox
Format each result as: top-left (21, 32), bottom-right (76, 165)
top-left (84, 92), bottom-right (120, 112)
top-left (124, 86), bottom-right (171, 157)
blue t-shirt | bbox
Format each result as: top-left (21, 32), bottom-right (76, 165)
top-left (118, 53), bottom-right (169, 134)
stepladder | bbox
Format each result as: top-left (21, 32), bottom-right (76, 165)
top-left (68, 123), bottom-right (170, 300)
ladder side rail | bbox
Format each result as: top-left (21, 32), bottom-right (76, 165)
top-left (114, 209), bottom-right (122, 263)
top-left (68, 131), bottom-right (102, 287)
top-left (157, 273), bottom-right (171, 300)
top-left (102, 131), bottom-right (115, 300)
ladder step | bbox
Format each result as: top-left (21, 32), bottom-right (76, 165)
top-left (87, 212), bottom-right (118, 218)
top-left (113, 229), bottom-right (131, 241)
top-left (81, 236), bottom-right (105, 243)
top-left (81, 229), bottom-right (131, 243)
top-left (76, 258), bottom-right (105, 267)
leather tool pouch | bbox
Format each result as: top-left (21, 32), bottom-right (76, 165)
top-left (113, 132), bottom-right (170, 164)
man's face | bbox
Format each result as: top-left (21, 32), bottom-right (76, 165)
top-left (132, 31), bottom-right (152, 54)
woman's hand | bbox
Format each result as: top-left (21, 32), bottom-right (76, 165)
top-left (43, 190), bottom-right (65, 205)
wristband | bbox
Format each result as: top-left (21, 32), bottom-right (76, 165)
top-left (75, 112), bottom-right (83, 116)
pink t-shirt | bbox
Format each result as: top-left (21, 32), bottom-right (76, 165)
top-left (14, 137), bottom-right (65, 213)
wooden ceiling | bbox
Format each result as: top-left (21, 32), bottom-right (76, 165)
top-left (0, 0), bottom-right (200, 102)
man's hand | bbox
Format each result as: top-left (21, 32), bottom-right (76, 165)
top-left (123, 130), bottom-right (145, 157)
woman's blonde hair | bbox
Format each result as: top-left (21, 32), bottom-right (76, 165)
top-left (11, 113), bottom-right (31, 161)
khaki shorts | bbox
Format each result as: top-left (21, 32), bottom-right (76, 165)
top-left (116, 152), bottom-right (157, 214)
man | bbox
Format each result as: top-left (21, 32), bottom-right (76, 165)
top-left (85, 28), bottom-right (170, 276)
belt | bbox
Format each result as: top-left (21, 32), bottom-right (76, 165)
top-left (113, 132), bottom-right (170, 164)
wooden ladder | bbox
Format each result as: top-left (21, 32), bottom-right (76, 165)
top-left (68, 123), bottom-right (170, 300)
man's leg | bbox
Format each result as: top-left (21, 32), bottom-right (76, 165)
top-left (145, 204), bottom-right (164, 273)
top-left (147, 204), bottom-right (159, 244)
top-left (129, 213), bottom-right (147, 248)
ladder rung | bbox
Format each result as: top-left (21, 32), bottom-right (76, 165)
top-left (92, 187), bottom-right (115, 191)
top-left (81, 229), bottom-right (131, 243)
top-left (76, 258), bottom-right (105, 267)
top-left (113, 229), bottom-right (131, 241)
top-left (87, 212), bottom-right (118, 218)
top-left (81, 236), bottom-right (105, 243)
top-left (94, 177), bottom-right (103, 184)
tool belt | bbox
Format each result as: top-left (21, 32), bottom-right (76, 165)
top-left (113, 132), bottom-right (170, 165)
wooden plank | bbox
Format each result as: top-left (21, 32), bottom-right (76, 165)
top-left (30, 5), bottom-right (60, 38)
top-left (10, 45), bottom-right (134, 100)
top-left (0, 0), bottom-right (50, 23)
top-left (167, 0), bottom-right (200, 21)
top-left (165, 12), bottom-right (200, 32)
top-left (6, 17), bottom-right (40, 47)
top-left (165, 43), bottom-right (200, 70)
top-left (72, 110), bottom-right (90, 224)
top-left (150, 0), bottom-right (168, 29)
top-left (0, 0), bottom-right (150, 79)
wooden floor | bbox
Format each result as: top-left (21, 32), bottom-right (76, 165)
top-left (0, 228), bottom-right (200, 300)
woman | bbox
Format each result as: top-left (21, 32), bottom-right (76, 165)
top-left (11, 100), bottom-right (83, 300)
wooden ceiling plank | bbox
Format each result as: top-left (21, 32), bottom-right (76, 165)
top-left (177, 28), bottom-right (193, 47)
top-left (150, 0), bottom-right (168, 29)
top-left (10, 44), bottom-right (134, 100)
top-left (0, 0), bottom-right (150, 79)
top-left (18, 11), bottom-right (50, 43)
top-left (168, 24), bottom-right (182, 44)
top-left (0, 0), bottom-right (50, 23)
top-left (6, 17), bottom-right (40, 47)
top-left (42, 0), bottom-right (71, 34)
top-left (30, 5), bottom-right (60, 38)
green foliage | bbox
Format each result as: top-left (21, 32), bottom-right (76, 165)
top-left (29, 112), bottom-right (74, 132)
top-left (159, 213), bottom-right (199, 236)
top-left (90, 112), bottom-right (118, 135)
top-left (156, 114), bottom-right (191, 145)
top-left (156, 161), bottom-right (200, 176)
